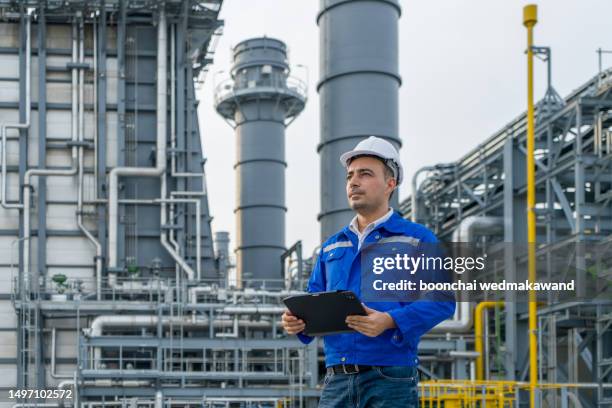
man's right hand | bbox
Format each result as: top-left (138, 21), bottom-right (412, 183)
top-left (281, 309), bottom-right (305, 335)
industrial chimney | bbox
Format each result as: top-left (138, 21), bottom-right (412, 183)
top-left (317, 0), bottom-right (402, 240)
top-left (215, 37), bottom-right (306, 288)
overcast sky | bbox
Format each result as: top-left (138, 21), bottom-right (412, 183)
top-left (197, 0), bottom-right (612, 258)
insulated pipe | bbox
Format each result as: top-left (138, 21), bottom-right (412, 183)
top-left (214, 231), bottom-right (230, 284)
top-left (167, 24), bottom-right (181, 284)
top-left (155, 391), bottom-right (163, 408)
top-left (430, 301), bottom-right (472, 333)
top-left (426, 216), bottom-right (503, 333)
top-left (93, 17), bottom-right (98, 198)
top-left (167, 191), bottom-right (204, 279)
top-left (161, 197), bottom-right (200, 280)
top-left (169, 24), bottom-right (204, 180)
top-left (57, 380), bottom-right (74, 391)
top-left (22, 20), bottom-right (79, 294)
top-left (187, 286), bottom-right (304, 304)
top-left (89, 314), bottom-right (273, 365)
top-left (108, 10), bottom-right (166, 268)
top-left (75, 18), bottom-right (103, 301)
top-left (1, 12), bottom-right (31, 210)
top-left (106, 8), bottom-right (197, 280)
top-left (170, 24), bottom-right (176, 176)
top-left (116, 197), bottom-right (200, 280)
top-left (411, 166), bottom-right (436, 222)
top-left (215, 315), bottom-right (239, 338)
top-left (317, 0), bottom-right (402, 240)
top-left (221, 306), bottom-right (285, 314)
top-left (89, 315), bottom-right (273, 337)
top-left (451, 216), bottom-right (504, 242)
top-left (51, 328), bottom-right (73, 379)
top-left (475, 301), bottom-right (504, 380)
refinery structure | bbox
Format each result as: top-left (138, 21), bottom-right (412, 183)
top-left (0, 0), bottom-right (610, 407)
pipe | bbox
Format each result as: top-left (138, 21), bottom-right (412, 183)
top-left (51, 328), bottom-right (73, 379)
top-left (74, 18), bottom-right (103, 301)
top-left (170, 23), bottom-right (176, 177)
top-left (215, 315), bottom-right (239, 338)
top-left (163, 196), bottom-right (201, 280)
top-left (428, 216), bottom-right (503, 333)
top-left (167, 24), bottom-right (204, 282)
top-left (566, 391), bottom-right (584, 408)
top-left (475, 301), bottom-right (504, 380)
top-left (169, 23), bottom-right (205, 180)
top-left (117, 197), bottom-right (200, 280)
top-left (1, 12), bottom-right (31, 210)
top-left (106, 275), bottom-right (171, 293)
top-left (106, 8), bottom-right (197, 280)
top-left (411, 166), bottom-right (436, 222)
top-left (88, 314), bottom-right (272, 366)
top-left (214, 231), bottom-right (230, 284)
top-left (155, 390), bottom-right (163, 408)
top-left (57, 380), bottom-right (74, 391)
top-left (93, 16), bottom-right (98, 198)
top-left (448, 350), bottom-right (481, 359)
top-left (188, 286), bottom-right (305, 304)
top-left (431, 301), bottom-right (472, 333)
top-left (89, 315), bottom-right (272, 337)
top-left (22, 20), bottom-right (80, 294)
top-left (221, 305), bottom-right (285, 314)
top-left (167, 23), bottom-right (182, 290)
top-left (523, 6), bottom-right (539, 408)
top-left (108, 9), bottom-right (166, 268)
top-left (452, 216), bottom-right (504, 242)
top-left (156, 9), bottom-right (199, 281)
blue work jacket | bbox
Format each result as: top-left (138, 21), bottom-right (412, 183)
top-left (297, 210), bottom-right (456, 367)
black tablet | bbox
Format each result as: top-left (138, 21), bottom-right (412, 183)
top-left (282, 290), bottom-right (367, 336)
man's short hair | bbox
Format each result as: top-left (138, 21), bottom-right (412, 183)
top-left (347, 154), bottom-right (397, 201)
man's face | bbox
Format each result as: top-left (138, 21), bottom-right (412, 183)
top-left (346, 156), bottom-right (396, 212)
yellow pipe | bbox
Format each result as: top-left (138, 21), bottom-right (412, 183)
top-left (523, 5), bottom-right (538, 408)
top-left (475, 301), bottom-right (504, 380)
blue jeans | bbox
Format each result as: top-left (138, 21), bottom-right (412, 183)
top-left (318, 365), bottom-right (419, 407)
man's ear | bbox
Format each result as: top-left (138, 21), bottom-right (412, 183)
top-left (387, 177), bottom-right (397, 192)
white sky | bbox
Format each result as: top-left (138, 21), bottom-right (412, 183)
top-left (197, 0), bottom-right (612, 258)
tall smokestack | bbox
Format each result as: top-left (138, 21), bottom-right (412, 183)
top-left (215, 37), bottom-right (306, 288)
top-left (317, 0), bottom-right (402, 241)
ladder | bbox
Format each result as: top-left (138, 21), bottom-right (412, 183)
top-left (597, 306), bottom-right (612, 407)
top-left (18, 297), bottom-right (38, 392)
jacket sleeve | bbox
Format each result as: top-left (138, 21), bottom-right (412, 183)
top-left (386, 231), bottom-right (456, 348)
top-left (296, 246), bottom-right (327, 345)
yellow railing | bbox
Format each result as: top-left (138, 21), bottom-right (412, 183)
top-left (419, 380), bottom-right (519, 407)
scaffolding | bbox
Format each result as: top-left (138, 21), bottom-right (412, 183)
top-left (403, 62), bottom-right (612, 405)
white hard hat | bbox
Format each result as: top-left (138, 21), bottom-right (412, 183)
top-left (339, 136), bottom-right (403, 185)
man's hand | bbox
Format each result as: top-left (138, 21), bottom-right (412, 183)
top-left (346, 304), bottom-right (396, 337)
top-left (281, 309), bottom-right (305, 335)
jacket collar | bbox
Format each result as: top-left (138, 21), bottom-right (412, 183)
top-left (341, 209), bottom-right (407, 239)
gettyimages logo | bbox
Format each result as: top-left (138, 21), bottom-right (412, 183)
top-left (371, 252), bottom-right (486, 275)
top-left (360, 242), bottom-right (610, 304)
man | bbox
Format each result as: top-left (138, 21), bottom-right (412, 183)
top-left (281, 136), bottom-right (456, 407)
